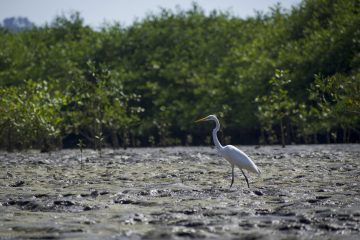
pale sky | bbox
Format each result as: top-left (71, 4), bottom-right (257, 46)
top-left (0, 0), bottom-right (302, 28)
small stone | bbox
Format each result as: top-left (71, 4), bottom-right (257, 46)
top-left (253, 190), bottom-right (264, 196)
top-left (299, 217), bottom-right (311, 224)
top-left (54, 200), bottom-right (75, 206)
top-left (10, 180), bottom-right (25, 187)
top-left (91, 190), bottom-right (99, 197)
top-left (99, 190), bottom-right (110, 195)
top-left (114, 199), bottom-right (133, 204)
top-left (83, 206), bottom-right (93, 211)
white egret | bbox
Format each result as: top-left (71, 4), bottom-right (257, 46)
top-left (195, 115), bottom-right (261, 188)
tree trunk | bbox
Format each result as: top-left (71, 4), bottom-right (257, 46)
top-left (131, 133), bottom-right (135, 147)
top-left (280, 119), bottom-right (285, 148)
top-left (303, 135), bottom-right (308, 144)
top-left (7, 125), bottom-right (13, 152)
top-left (122, 130), bottom-right (128, 150)
top-left (260, 128), bottom-right (265, 145)
top-left (326, 131), bottom-right (330, 144)
top-left (347, 128), bottom-right (351, 143)
top-left (110, 129), bottom-right (119, 148)
top-left (286, 120), bottom-right (292, 144)
top-left (313, 133), bottom-right (318, 144)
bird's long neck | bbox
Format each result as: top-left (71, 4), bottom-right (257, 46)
top-left (212, 118), bottom-right (223, 150)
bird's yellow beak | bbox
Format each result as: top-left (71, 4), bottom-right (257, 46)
top-left (195, 117), bottom-right (208, 123)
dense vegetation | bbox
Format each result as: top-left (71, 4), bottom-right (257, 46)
top-left (0, 0), bottom-right (359, 151)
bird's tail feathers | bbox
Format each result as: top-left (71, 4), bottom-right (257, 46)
top-left (256, 166), bottom-right (261, 175)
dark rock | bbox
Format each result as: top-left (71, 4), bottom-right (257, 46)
top-left (99, 190), bottom-right (110, 195)
top-left (318, 223), bottom-right (342, 231)
top-left (253, 190), bottom-right (264, 196)
top-left (175, 230), bottom-right (200, 238)
top-left (278, 223), bottom-right (302, 231)
top-left (316, 195), bottom-right (331, 200)
top-left (294, 175), bottom-right (305, 178)
top-left (114, 199), bottom-right (133, 204)
top-left (299, 216), bottom-right (312, 224)
top-left (184, 221), bottom-right (204, 227)
top-left (307, 199), bottom-right (319, 203)
top-left (10, 180), bottom-right (25, 187)
top-left (34, 193), bottom-right (49, 198)
top-left (83, 205), bottom-right (93, 211)
top-left (62, 193), bottom-right (75, 197)
top-left (239, 222), bottom-right (255, 228)
top-left (54, 200), bottom-right (75, 206)
top-left (6, 199), bottom-right (41, 211)
top-left (91, 190), bottom-right (99, 197)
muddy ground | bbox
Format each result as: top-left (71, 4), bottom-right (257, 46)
top-left (0, 145), bottom-right (359, 239)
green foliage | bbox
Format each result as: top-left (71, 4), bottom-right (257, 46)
top-left (305, 73), bottom-right (360, 142)
top-left (255, 70), bottom-right (296, 146)
top-left (0, 0), bottom-right (359, 150)
top-left (0, 80), bottom-right (66, 151)
top-left (62, 60), bottom-right (143, 149)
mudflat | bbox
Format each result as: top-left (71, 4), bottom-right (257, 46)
top-left (0, 145), bottom-right (359, 239)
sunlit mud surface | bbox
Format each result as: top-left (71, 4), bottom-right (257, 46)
top-left (1, 145), bottom-right (359, 239)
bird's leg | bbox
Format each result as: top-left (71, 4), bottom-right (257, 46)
top-left (230, 164), bottom-right (234, 188)
top-left (241, 169), bottom-right (250, 188)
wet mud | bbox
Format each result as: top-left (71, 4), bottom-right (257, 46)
top-left (0, 145), bottom-right (359, 239)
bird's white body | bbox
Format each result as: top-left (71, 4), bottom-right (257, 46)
top-left (220, 145), bottom-right (260, 175)
top-left (196, 114), bottom-right (261, 187)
